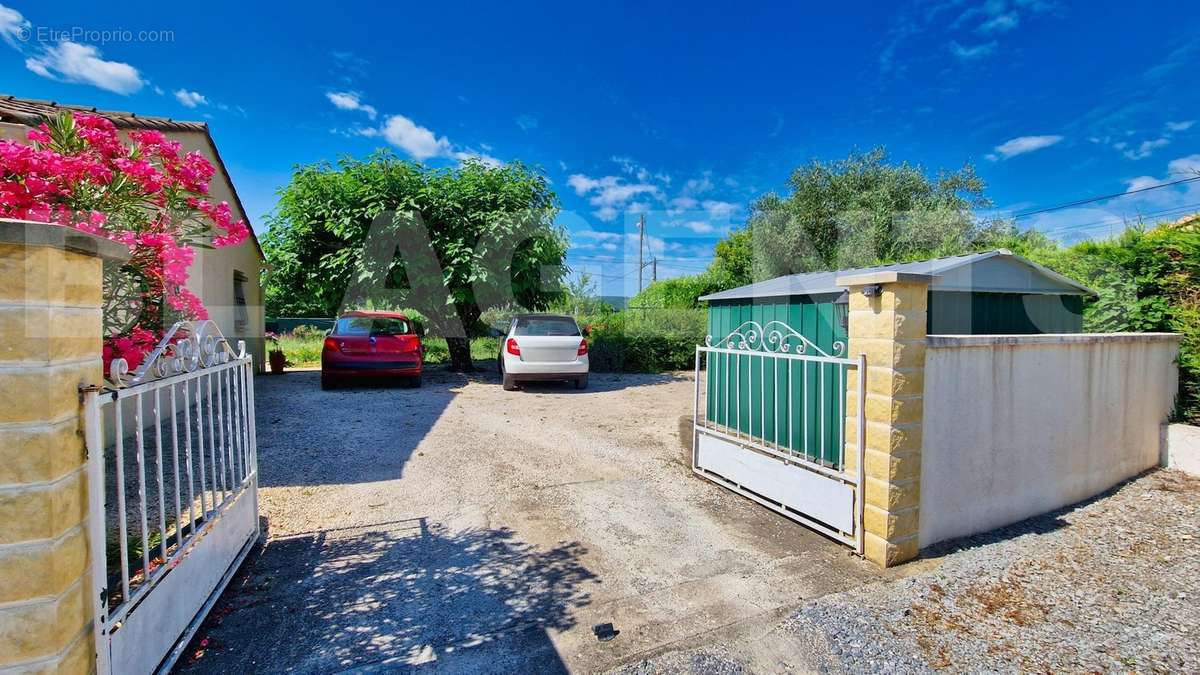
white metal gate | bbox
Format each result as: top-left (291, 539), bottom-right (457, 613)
top-left (692, 321), bottom-right (866, 553)
top-left (82, 320), bottom-right (259, 674)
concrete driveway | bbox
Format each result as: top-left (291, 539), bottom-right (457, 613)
top-left (179, 367), bottom-right (886, 673)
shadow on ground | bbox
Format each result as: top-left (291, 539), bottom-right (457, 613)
top-left (178, 517), bottom-right (597, 674)
top-left (916, 469), bottom-right (1165, 561)
top-left (511, 371), bottom-right (689, 395)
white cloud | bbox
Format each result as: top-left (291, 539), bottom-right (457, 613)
top-left (682, 172), bottom-right (714, 195)
top-left (173, 89), bottom-right (208, 108)
top-left (978, 12), bottom-right (1019, 33)
top-left (453, 150), bottom-right (504, 168)
top-left (950, 40), bottom-right (998, 61)
top-left (567, 174), bottom-right (662, 221)
top-left (326, 91), bottom-right (377, 120)
top-left (1168, 154), bottom-right (1200, 176)
top-left (701, 199), bottom-right (740, 219)
top-left (1123, 137), bottom-right (1170, 160)
top-left (1166, 120), bottom-right (1195, 132)
top-left (680, 220), bottom-right (716, 234)
top-left (25, 41), bottom-right (144, 94)
top-left (382, 114), bottom-right (452, 160)
top-left (516, 114), bottom-right (538, 131)
top-left (0, 4), bottom-right (30, 48)
top-left (669, 196), bottom-right (698, 212)
top-left (986, 134), bottom-right (1063, 160)
top-left (1029, 153), bottom-right (1200, 242)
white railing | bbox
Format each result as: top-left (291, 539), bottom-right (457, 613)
top-left (83, 320), bottom-right (259, 675)
top-left (692, 320), bottom-right (866, 552)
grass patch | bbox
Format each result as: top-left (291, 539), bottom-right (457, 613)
top-left (277, 331), bottom-right (500, 369)
top-left (277, 333), bottom-right (324, 368)
top-left (421, 336), bottom-right (501, 365)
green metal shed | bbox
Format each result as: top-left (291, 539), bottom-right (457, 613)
top-left (696, 250), bottom-right (1094, 467)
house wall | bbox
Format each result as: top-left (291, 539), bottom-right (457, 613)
top-left (156, 129), bottom-right (266, 371)
top-left (0, 122), bottom-right (266, 371)
top-left (919, 333), bottom-right (1180, 547)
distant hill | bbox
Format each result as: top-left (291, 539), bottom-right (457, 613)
top-left (600, 295), bottom-right (631, 310)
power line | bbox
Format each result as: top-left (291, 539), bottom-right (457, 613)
top-left (1038, 201), bottom-right (1200, 238)
top-left (1013, 175), bottom-right (1200, 219)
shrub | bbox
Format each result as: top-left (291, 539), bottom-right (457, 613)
top-left (586, 309), bottom-right (706, 373)
top-left (290, 324), bottom-right (326, 341)
top-left (0, 112), bottom-right (250, 373)
top-left (628, 273), bottom-right (724, 309)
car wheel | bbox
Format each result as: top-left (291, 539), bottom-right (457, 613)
top-left (575, 374), bottom-right (588, 390)
top-left (408, 373), bottom-right (422, 388)
top-left (321, 374), bottom-right (335, 390)
top-left (502, 374), bottom-right (519, 391)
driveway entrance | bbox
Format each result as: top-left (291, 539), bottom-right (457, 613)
top-left (179, 368), bottom-right (884, 673)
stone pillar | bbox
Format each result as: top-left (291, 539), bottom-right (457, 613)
top-left (837, 271), bottom-right (931, 567)
top-left (0, 220), bottom-right (127, 673)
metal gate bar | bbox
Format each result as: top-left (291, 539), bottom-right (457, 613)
top-left (84, 320), bottom-right (259, 675)
top-left (692, 320), bottom-right (866, 553)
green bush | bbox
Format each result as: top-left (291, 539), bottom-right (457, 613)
top-left (421, 336), bottom-right (501, 365)
top-left (586, 309), bottom-right (706, 373)
top-left (628, 273), bottom-right (724, 309)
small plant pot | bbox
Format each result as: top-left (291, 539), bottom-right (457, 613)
top-left (268, 350), bottom-right (287, 373)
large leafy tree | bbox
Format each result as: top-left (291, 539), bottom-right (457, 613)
top-left (263, 153), bottom-right (568, 370)
top-left (738, 147), bottom-right (1011, 278)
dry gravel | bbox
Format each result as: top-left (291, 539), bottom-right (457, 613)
top-left (788, 469), bottom-right (1200, 673)
top-left (611, 470), bottom-right (1200, 674)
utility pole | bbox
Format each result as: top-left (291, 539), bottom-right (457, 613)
top-left (637, 214), bottom-right (645, 294)
top-left (652, 257), bottom-right (657, 282)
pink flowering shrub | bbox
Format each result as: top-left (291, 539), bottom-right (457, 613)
top-left (0, 112), bottom-right (250, 375)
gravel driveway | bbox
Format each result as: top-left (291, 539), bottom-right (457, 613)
top-left (609, 469), bottom-right (1200, 674)
top-left (178, 366), bottom-right (885, 673)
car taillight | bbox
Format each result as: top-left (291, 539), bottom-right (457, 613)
top-left (506, 338), bottom-right (521, 356)
top-left (323, 337), bottom-right (340, 352)
top-left (577, 339), bottom-right (588, 356)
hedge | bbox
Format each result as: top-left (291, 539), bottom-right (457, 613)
top-left (583, 309), bottom-right (706, 373)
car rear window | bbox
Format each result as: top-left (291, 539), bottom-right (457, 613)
top-left (334, 316), bottom-right (411, 336)
top-left (513, 316), bottom-right (580, 337)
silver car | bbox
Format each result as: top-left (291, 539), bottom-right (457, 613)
top-left (497, 314), bottom-right (589, 391)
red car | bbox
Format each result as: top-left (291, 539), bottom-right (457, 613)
top-left (321, 311), bottom-right (423, 389)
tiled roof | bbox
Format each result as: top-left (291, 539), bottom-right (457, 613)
top-left (0, 94), bottom-right (208, 132)
top-left (0, 94), bottom-right (264, 260)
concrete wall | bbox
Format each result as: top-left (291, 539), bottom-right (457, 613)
top-left (1166, 423), bottom-right (1200, 477)
top-left (919, 333), bottom-right (1181, 547)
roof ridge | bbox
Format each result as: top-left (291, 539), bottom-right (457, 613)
top-left (0, 93), bottom-right (208, 132)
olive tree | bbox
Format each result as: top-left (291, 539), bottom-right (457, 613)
top-left (739, 147), bottom-right (1011, 278)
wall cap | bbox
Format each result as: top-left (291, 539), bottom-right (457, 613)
top-left (836, 271), bottom-right (937, 287)
top-left (0, 218), bottom-right (129, 262)
top-left (927, 332), bottom-right (1182, 348)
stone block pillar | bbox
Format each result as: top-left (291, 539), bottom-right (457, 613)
top-left (837, 271), bottom-right (931, 567)
top-left (0, 220), bottom-right (126, 673)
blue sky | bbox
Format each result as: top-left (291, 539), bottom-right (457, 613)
top-left (2, 1), bottom-right (1199, 296)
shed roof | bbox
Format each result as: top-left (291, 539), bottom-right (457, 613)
top-left (698, 250), bottom-right (1094, 302)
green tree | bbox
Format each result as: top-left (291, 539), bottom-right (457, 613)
top-left (741, 147), bottom-right (1003, 277)
top-left (263, 153), bottom-right (568, 370)
top-left (708, 226), bottom-right (754, 288)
